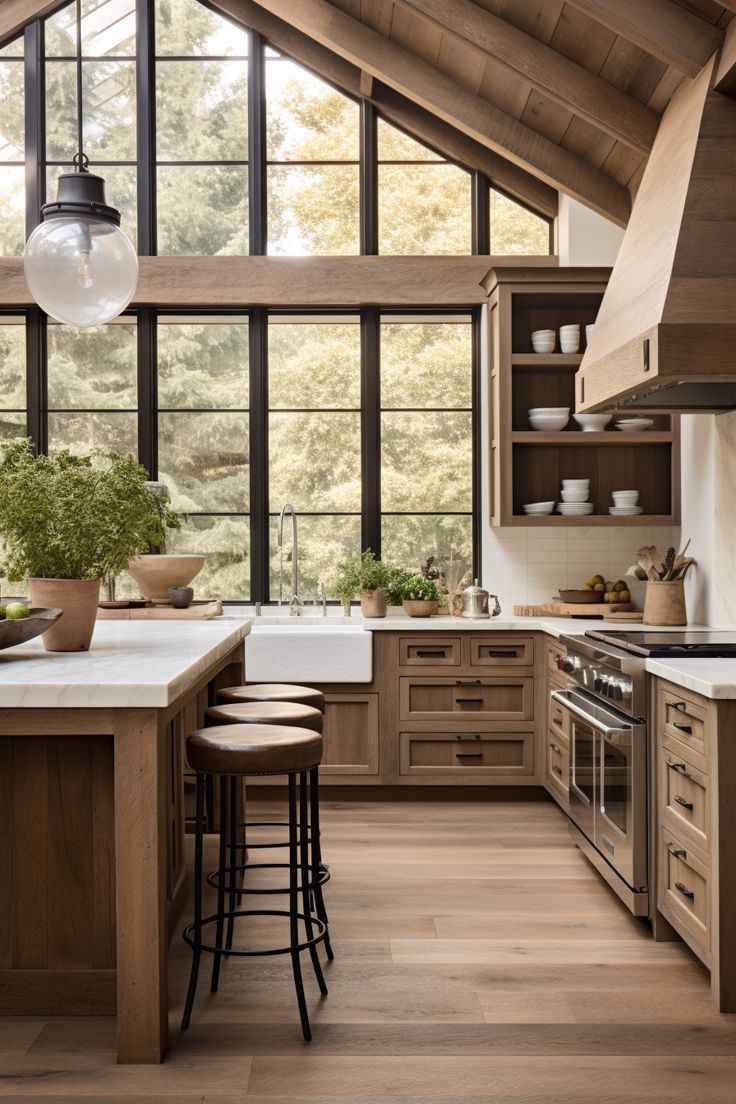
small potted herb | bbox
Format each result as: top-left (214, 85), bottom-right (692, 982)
top-left (0, 439), bottom-right (180, 651)
top-left (400, 573), bottom-right (440, 618)
top-left (333, 550), bottom-right (395, 617)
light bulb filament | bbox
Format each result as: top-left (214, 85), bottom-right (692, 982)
top-left (78, 249), bottom-right (93, 289)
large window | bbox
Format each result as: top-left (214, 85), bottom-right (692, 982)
top-left (0, 316), bottom-right (26, 441)
top-left (0, 38), bottom-right (25, 256)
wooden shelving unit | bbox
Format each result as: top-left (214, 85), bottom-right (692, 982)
top-left (482, 266), bottom-right (681, 527)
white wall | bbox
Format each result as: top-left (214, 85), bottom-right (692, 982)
top-left (479, 194), bottom-right (673, 613)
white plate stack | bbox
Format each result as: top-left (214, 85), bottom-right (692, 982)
top-left (609, 489), bottom-right (642, 516)
top-left (559, 324), bottom-right (580, 353)
top-left (558, 478), bottom-right (593, 516)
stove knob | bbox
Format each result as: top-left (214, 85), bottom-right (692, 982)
top-left (561, 658), bottom-right (575, 673)
top-left (594, 673), bottom-right (603, 693)
top-left (570, 656), bottom-right (582, 672)
top-left (611, 679), bottom-right (624, 702)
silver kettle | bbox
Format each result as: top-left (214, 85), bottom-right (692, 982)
top-left (460, 579), bottom-right (501, 619)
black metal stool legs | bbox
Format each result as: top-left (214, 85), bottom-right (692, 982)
top-left (181, 772), bottom-right (204, 1030)
top-left (299, 772), bottom-right (328, 994)
top-left (210, 775), bottom-right (228, 992)
top-left (310, 766), bottom-right (334, 961)
top-left (288, 774), bottom-right (311, 1040)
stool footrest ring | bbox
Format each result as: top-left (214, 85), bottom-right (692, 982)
top-left (207, 860), bottom-right (330, 895)
top-left (183, 909), bottom-right (327, 958)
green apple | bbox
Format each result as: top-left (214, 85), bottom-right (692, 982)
top-left (4, 601), bottom-right (30, 619)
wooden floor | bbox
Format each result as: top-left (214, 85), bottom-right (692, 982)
top-left (2, 795), bottom-right (736, 1101)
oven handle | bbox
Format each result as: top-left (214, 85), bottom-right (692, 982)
top-left (551, 689), bottom-right (632, 739)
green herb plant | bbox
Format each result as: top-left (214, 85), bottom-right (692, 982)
top-left (399, 574), bottom-right (439, 602)
top-left (333, 549), bottom-right (394, 603)
top-left (0, 439), bottom-right (181, 583)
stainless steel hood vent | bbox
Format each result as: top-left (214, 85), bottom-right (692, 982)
top-left (617, 382), bottom-right (736, 411)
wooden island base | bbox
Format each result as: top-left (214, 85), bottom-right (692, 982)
top-left (0, 642), bottom-right (243, 1064)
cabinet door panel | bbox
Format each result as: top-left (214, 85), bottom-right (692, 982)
top-left (321, 693), bottom-right (379, 775)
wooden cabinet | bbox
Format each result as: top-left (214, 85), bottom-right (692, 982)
top-left (400, 731), bottom-right (534, 777)
top-left (398, 636), bottom-right (461, 667)
top-left (543, 638), bottom-right (571, 810)
top-left (321, 693), bottom-right (379, 775)
top-left (399, 675), bottom-right (534, 723)
top-left (483, 266), bottom-right (680, 527)
top-left (653, 677), bottom-right (736, 1011)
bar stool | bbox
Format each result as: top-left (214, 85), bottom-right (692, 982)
top-left (216, 682), bottom-right (326, 713)
top-left (182, 723), bottom-right (329, 1041)
top-left (204, 700), bottom-right (333, 960)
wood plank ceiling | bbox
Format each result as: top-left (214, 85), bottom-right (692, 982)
top-left (219, 0), bottom-right (734, 226)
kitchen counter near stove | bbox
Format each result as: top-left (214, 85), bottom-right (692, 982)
top-left (363, 614), bottom-right (707, 638)
top-left (643, 656), bottom-right (736, 699)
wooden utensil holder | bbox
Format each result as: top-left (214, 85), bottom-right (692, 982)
top-left (643, 579), bottom-right (687, 625)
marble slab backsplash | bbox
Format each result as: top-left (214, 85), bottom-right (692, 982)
top-left (481, 526), bottom-right (678, 610)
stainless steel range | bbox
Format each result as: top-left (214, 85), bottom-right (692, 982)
top-left (553, 633), bottom-right (650, 915)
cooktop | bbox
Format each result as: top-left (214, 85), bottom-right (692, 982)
top-left (585, 630), bottom-right (736, 658)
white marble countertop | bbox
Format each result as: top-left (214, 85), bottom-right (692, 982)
top-left (0, 619), bottom-right (251, 708)
top-left (361, 614), bottom-right (704, 639)
top-left (643, 657), bottom-right (736, 700)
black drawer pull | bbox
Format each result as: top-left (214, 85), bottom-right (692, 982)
top-left (671, 700), bottom-right (687, 711)
top-left (456, 679), bottom-right (481, 685)
top-left (668, 759), bottom-right (689, 776)
top-left (675, 881), bottom-right (694, 900)
top-left (552, 765), bottom-right (563, 777)
top-left (456, 697), bottom-right (484, 704)
top-left (456, 752), bottom-right (483, 760)
top-left (667, 842), bottom-right (687, 859)
top-left (416, 649), bottom-right (447, 657)
top-left (673, 722), bottom-right (692, 734)
top-left (483, 648), bottom-right (517, 657)
top-left (674, 794), bottom-right (694, 811)
top-left (550, 742), bottom-right (561, 754)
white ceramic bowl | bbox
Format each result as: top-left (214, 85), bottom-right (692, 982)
top-left (573, 413), bottom-right (611, 432)
top-left (609, 505), bottom-right (643, 516)
top-left (522, 501), bottom-right (555, 515)
top-left (560, 488), bottom-right (589, 503)
top-left (560, 337), bottom-right (580, 353)
top-left (559, 323), bottom-right (580, 331)
top-left (614, 418), bottom-right (654, 432)
top-left (585, 324), bottom-right (595, 343)
top-left (562, 478), bottom-right (590, 488)
top-left (531, 331), bottom-right (556, 353)
top-left (557, 503), bottom-right (594, 515)
top-left (612, 489), bottom-right (639, 502)
top-left (528, 407), bottom-right (569, 431)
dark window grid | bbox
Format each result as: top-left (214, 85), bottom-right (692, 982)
top-left (158, 407), bottom-right (251, 413)
top-left (46, 408), bottom-right (139, 413)
top-left (44, 55), bottom-right (137, 62)
top-left (380, 407), bottom-right (472, 413)
top-left (156, 160), bottom-right (248, 166)
top-left (154, 55), bottom-right (248, 62)
top-left (0, 161), bottom-right (25, 167)
top-left (0, 408), bottom-right (26, 414)
top-left (381, 511), bottom-right (472, 517)
top-left (266, 159), bottom-right (358, 166)
top-left (46, 159), bottom-right (137, 166)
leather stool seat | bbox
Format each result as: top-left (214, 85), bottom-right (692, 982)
top-left (187, 723), bottom-right (322, 776)
top-left (217, 682), bottom-right (326, 713)
top-left (206, 700), bottom-right (323, 733)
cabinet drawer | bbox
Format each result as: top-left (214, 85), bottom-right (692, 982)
top-left (399, 676), bottom-right (534, 722)
top-left (400, 731), bottom-right (533, 776)
top-left (659, 828), bottom-right (710, 955)
top-left (399, 637), bottom-right (461, 667)
top-left (659, 742), bottom-right (709, 855)
top-left (546, 731), bottom-right (569, 805)
top-left (547, 688), bottom-right (570, 745)
top-left (469, 635), bottom-right (534, 667)
top-left (659, 683), bottom-right (709, 767)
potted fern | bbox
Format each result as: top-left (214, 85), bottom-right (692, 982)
top-left (400, 573), bottom-right (440, 617)
top-left (0, 440), bottom-right (180, 651)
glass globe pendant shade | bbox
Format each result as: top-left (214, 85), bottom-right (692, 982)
top-left (24, 167), bottom-right (138, 327)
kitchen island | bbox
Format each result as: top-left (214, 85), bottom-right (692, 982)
top-left (0, 619), bottom-right (250, 1063)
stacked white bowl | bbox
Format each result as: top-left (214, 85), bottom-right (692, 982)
top-left (559, 324), bottom-right (580, 353)
top-left (558, 478), bottom-right (593, 515)
top-left (528, 407), bottom-right (570, 431)
top-left (585, 324), bottom-right (595, 346)
top-left (573, 413), bottom-right (611, 432)
top-left (609, 489), bottom-right (642, 516)
top-left (531, 329), bottom-right (555, 353)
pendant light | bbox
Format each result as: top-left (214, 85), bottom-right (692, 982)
top-left (23, 0), bottom-right (138, 327)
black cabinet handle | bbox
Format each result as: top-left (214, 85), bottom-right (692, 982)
top-left (456, 679), bottom-right (481, 685)
top-left (416, 649), bottom-right (446, 658)
top-left (674, 794), bottom-right (694, 811)
top-left (667, 842), bottom-right (687, 859)
top-left (669, 760), bottom-right (689, 776)
top-left (483, 648), bottom-right (517, 657)
top-left (673, 722), bottom-right (692, 734)
top-left (671, 700), bottom-right (687, 711)
top-left (552, 765), bottom-right (563, 777)
top-left (456, 698), bottom-right (484, 704)
top-left (550, 742), bottom-right (561, 754)
top-left (675, 881), bottom-right (694, 900)
top-left (456, 752), bottom-right (483, 760)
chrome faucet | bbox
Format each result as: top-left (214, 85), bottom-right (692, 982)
top-left (277, 503), bottom-right (302, 616)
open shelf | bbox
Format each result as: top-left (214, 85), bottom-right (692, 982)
top-left (511, 353), bottom-right (582, 366)
top-left (510, 513), bottom-right (678, 526)
top-left (511, 431), bottom-right (674, 445)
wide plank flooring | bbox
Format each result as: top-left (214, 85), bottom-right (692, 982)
top-left (2, 796), bottom-right (736, 1101)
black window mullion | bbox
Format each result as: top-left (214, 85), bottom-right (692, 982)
top-left (25, 307), bottom-right (47, 454)
top-left (24, 19), bottom-right (45, 242)
top-left (359, 100), bottom-right (377, 255)
top-left (361, 307), bottom-right (380, 555)
top-left (471, 306), bottom-right (481, 580)
top-left (249, 308), bottom-right (269, 600)
top-left (248, 30), bottom-right (266, 254)
top-left (137, 309), bottom-right (156, 475)
top-left (471, 171), bottom-right (490, 256)
top-left (136, 0), bottom-right (156, 254)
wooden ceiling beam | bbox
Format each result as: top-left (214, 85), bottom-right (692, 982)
top-left (564, 0), bottom-right (723, 78)
top-left (210, 0), bottom-right (557, 217)
top-left (241, 0), bottom-right (630, 224)
top-left (715, 15), bottom-right (736, 99)
top-left (0, 0), bottom-right (65, 44)
top-left (393, 0), bottom-right (658, 154)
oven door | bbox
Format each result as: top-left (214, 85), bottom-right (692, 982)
top-left (551, 689), bottom-right (646, 891)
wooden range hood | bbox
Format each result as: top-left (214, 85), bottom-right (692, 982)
top-left (576, 56), bottom-right (736, 413)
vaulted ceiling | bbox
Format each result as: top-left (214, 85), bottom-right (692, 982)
top-left (3, 0), bottom-right (734, 226)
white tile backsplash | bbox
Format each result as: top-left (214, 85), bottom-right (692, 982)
top-left (483, 525), bottom-right (677, 611)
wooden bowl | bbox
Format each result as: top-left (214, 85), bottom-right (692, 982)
top-left (559, 589), bottom-right (603, 604)
top-left (0, 607), bottom-right (63, 650)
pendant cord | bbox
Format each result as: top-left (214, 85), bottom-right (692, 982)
top-left (75, 0), bottom-right (87, 170)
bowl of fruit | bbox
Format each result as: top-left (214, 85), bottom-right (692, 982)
top-left (0, 603), bottom-right (63, 651)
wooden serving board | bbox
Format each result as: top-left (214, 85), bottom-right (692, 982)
top-left (97, 599), bottom-right (223, 620)
top-left (513, 601), bottom-right (634, 618)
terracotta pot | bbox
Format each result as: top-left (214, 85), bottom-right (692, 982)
top-left (402, 598), bottom-right (439, 618)
top-left (361, 588), bottom-right (387, 618)
top-left (643, 579), bottom-right (687, 626)
top-left (128, 553), bottom-right (205, 605)
top-left (27, 577), bottom-right (101, 652)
